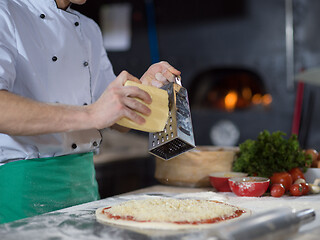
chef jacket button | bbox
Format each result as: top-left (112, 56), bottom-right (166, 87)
top-left (71, 143), bottom-right (77, 149)
top-left (74, 22), bottom-right (79, 26)
top-left (83, 61), bottom-right (89, 67)
top-left (40, 14), bottom-right (46, 19)
top-left (93, 141), bottom-right (98, 147)
top-left (52, 56), bottom-right (58, 62)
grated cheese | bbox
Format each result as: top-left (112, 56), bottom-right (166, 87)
top-left (104, 198), bottom-right (238, 222)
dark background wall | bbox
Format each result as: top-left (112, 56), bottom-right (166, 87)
top-left (73, 0), bottom-right (320, 149)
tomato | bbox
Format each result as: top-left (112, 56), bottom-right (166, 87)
top-left (270, 184), bottom-right (285, 197)
top-left (290, 183), bottom-right (303, 196)
top-left (300, 183), bottom-right (309, 195)
top-left (305, 149), bottom-right (319, 167)
top-left (270, 172), bottom-right (292, 192)
top-left (288, 167), bottom-right (305, 182)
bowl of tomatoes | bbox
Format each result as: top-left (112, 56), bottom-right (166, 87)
top-left (269, 167), bottom-right (311, 197)
top-left (228, 177), bottom-right (270, 197)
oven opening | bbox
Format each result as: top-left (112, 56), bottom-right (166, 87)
top-left (189, 67), bottom-right (272, 112)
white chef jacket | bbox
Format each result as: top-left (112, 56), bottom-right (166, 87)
top-left (0, 0), bottom-right (116, 163)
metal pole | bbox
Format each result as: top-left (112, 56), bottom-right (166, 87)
top-left (285, 0), bottom-right (294, 90)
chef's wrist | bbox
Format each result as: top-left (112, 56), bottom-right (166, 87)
top-left (82, 103), bottom-right (109, 131)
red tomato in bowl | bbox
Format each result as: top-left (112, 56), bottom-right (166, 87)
top-left (288, 167), bottom-right (305, 182)
top-left (270, 172), bottom-right (292, 192)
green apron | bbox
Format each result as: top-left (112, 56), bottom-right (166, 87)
top-left (0, 152), bottom-right (99, 224)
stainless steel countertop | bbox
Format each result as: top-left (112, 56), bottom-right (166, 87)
top-left (1, 185), bottom-right (320, 240)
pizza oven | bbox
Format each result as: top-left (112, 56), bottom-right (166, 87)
top-left (189, 68), bottom-right (272, 112)
top-left (149, 0), bottom-right (320, 149)
top-left (187, 68), bottom-right (274, 147)
top-left (148, 0), bottom-right (298, 147)
top-left (187, 67), bottom-right (273, 146)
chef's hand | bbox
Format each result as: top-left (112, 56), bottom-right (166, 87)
top-left (140, 61), bottom-right (181, 88)
top-left (88, 71), bottom-right (151, 130)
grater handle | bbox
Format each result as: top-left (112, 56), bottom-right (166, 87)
top-left (174, 76), bottom-right (182, 86)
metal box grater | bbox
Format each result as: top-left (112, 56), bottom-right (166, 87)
top-left (148, 77), bottom-right (195, 160)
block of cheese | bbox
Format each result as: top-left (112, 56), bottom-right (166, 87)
top-left (116, 81), bottom-right (169, 133)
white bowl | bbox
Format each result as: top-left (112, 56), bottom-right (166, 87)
top-left (304, 168), bottom-right (320, 183)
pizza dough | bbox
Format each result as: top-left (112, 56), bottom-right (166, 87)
top-left (116, 81), bottom-right (169, 133)
top-left (96, 198), bottom-right (248, 230)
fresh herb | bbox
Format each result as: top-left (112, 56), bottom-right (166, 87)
top-left (232, 130), bottom-right (311, 178)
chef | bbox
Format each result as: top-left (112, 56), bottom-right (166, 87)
top-left (0, 0), bottom-right (180, 224)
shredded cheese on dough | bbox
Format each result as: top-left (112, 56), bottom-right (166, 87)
top-left (104, 198), bottom-right (238, 222)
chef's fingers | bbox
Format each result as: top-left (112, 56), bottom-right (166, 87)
top-left (116, 87), bottom-right (152, 124)
top-left (123, 97), bottom-right (151, 117)
top-left (115, 70), bottom-right (141, 86)
top-left (111, 70), bottom-right (153, 104)
top-left (153, 71), bottom-right (179, 88)
top-left (117, 105), bottom-right (146, 125)
top-left (151, 79), bottom-right (164, 88)
top-left (123, 86), bottom-right (152, 105)
top-left (155, 72), bottom-right (168, 83)
top-left (160, 61), bottom-right (181, 82)
top-left (158, 61), bottom-right (181, 75)
top-left (140, 61), bottom-right (181, 88)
